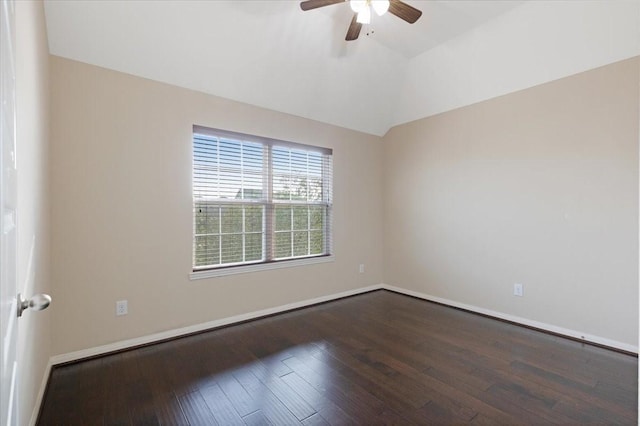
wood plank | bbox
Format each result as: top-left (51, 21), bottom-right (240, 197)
top-left (103, 353), bottom-right (134, 426)
top-left (216, 372), bottom-right (262, 417)
top-left (280, 371), bottom-right (357, 424)
top-left (152, 392), bottom-right (189, 426)
top-left (242, 409), bottom-right (272, 426)
top-left (282, 353), bottom-right (387, 419)
top-left (178, 391), bottom-right (218, 426)
top-left (301, 412), bottom-right (330, 425)
top-left (233, 368), bottom-right (305, 424)
top-left (200, 383), bottom-right (245, 426)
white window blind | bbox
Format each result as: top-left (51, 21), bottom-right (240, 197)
top-left (193, 126), bottom-right (333, 271)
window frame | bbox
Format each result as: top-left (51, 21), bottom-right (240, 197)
top-left (190, 126), bottom-right (334, 279)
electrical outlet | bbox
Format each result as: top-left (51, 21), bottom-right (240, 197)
top-left (116, 300), bottom-right (128, 316)
top-left (513, 283), bottom-right (524, 297)
top-left (359, 264), bottom-right (365, 273)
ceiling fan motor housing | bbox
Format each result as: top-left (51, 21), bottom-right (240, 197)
top-left (300, 0), bottom-right (422, 41)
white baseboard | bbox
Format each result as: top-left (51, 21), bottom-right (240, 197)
top-left (37, 281), bottom-right (637, 424)
top-left (381, 283), bottom-right (638, 354)
top-left (50, 281), bottom-right (637, 367)
top-left (50, 284), bottom-right (384, 365)
top-left (30, 281), bottom-right (640, 426)
top-left (28, 359), bottom-right (52, 426)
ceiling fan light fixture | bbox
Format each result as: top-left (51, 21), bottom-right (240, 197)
top-left (371, 0), bottom-right (390, 16)
top-left (299, 0), bottom-right (423, 41)
top-left (356, 6), bottom-right (371, 24)
top-left (350, 0), bottom-right (367, 13)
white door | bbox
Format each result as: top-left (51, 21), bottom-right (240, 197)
top-left (0, 0), bottom-right (18, 424)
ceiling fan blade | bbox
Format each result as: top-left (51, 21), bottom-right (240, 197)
top-left (345, 14), bottom-right (362, 41)
top-left (388, 0), bottom-right (422, 24)
top-left (300, 0), bottom-right (345, 11)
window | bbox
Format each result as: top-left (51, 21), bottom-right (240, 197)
top-left (192, 126), bottom-right (333, 275)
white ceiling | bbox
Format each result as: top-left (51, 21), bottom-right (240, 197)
top-left (310, 1), bottom-right (525, 59)
top-left (43, 0), bottom-right (639, 136)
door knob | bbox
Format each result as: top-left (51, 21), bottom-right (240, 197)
top-left (17, 293), bottom-right (51, 317)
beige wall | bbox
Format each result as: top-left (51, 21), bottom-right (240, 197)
top-left (49, 53), bottom-right (638, 356)
top-left (383, 57), bottom-right (639, 347)
top-left (49, 56), bottom-right (384, 355)
top-left (15, 0), bottom-right (51, 424)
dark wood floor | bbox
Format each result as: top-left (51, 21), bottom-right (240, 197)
top-left (38, 290), bottom-right (637, 425)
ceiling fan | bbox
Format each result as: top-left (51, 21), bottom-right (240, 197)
top-left (300, 0), bottom-right (422, 41)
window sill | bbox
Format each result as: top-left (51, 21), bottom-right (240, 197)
top-left (189, 255), bottom-right (335, 280)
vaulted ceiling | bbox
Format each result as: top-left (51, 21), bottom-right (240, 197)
top-left (43, 1), bottom-right (639, 136)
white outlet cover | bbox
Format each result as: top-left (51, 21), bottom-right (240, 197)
top-left (513, 284), bottom-right (524, 297)
top-left (116, 300), bottom-right (128, 316)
